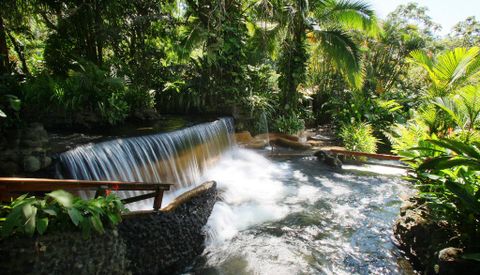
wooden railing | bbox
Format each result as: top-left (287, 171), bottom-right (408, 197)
top-left (328, 149), bottom-right (402, 161)
top-left (0, 177), bottom-right (173, 211)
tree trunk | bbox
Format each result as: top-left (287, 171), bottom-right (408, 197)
top-left (0, 15), bottom-right (10, 74)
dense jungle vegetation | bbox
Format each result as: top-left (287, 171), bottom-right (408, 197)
top-left (0, 0), bottom-right (480, 257)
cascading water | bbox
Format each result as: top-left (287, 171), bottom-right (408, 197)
top-left (57, 118), bottom-right (235, 207)
top-left (57, 117), bottom-right (414, 274)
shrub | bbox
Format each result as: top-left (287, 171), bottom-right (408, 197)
top-left (21, 62), bottom-right (130, 125)
top-left (401, 138), bottom-right (480, 244)
top-left (273, 113), bottom-right (305, 135)
top-left (0, 190), bottom-right (126, 239)
top-left (339, 122), bottom-right (378, 153)
top-left (124, 87), bottom-right (156, 113)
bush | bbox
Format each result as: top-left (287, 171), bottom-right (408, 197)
top-left (124, 87), bottom-right (156, 113)
top-left (401, 138), bottom-right (480, 245)
top-left (273, 113), bottom-right (305, 135)
top-left (339, 122), bottom-right (378, 153)
top-left (21, 62), bottom-right (130, 125)
top-left (0, 190), bottom-right (126, 239)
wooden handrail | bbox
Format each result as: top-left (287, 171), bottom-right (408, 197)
top-left (0, 177), bottom-right (174, 211)
top-left (328, 149), bottom-right (402, 161)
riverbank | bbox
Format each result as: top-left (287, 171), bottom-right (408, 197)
top-left (394, 197), bottom-right (480, 274)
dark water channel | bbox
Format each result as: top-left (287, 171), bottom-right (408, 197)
top-left (187, 149), bottom-right (415, 275)
top-left (48, 115), bottom-right (216, 154)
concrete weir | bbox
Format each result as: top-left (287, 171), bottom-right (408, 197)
top-left (0, 181), bottom-right (217, 275)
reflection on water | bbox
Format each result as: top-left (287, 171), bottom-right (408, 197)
top-left (184, 148), bottom-right (413, 275)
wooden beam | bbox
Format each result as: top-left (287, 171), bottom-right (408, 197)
top-left (327, 149), bottom-right (402, 161)
top-left (0, 177), bottom-right (173, 192)
top-left (153, 190), bottom-right (164, 211)
top-left (0, 177), bottom-right (175, 211)
top-left (121, 192), bottom-right (158, 205)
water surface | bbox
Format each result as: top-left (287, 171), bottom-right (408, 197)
top-left (186, 148), bottom-right (414, 275)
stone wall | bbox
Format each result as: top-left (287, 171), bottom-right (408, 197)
top-left (0, 123), bottom-right (51, 176)
top-left (0, 181), bottom-right (217, 275)
top-left (119, 181), bottom-right (217, 275)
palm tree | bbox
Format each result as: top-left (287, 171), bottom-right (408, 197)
top-left (409, 47), bottom-right (480, 97)
top-left (253, 0), bottom-right (379, 112)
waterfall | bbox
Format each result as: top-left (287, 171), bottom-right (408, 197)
top-left (57, 118), bottom-right (235, 198)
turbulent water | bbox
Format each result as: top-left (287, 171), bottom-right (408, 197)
top-left (180, 148), bottom-right (414, 275)
top-left (58, 118), bottom-right (413, 274)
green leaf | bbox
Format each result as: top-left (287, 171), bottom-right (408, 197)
top-left (0, 108), bottom-right (6, 118)
top-left (47, 190), bottom-right (73, 208)
top-left (418, 156), bottom-right (452, 170)
top-left (107, 212), bottom-right (121, 225)
top-left (90, 215), bottom-right (104, 234)
top-left (463, 253), bottom-right (480, 262)
top-left (1, 206), bottom-right (23, 237)
top-left (67, 208), bottom-right (83, 226)
top-left (42, 208), bottom-right (57, 216)
top-left (445, 181), bottom-right (480, 214)
top-left (428, 139), bottom-right (480, 159)
top-left (23, 204), bottom-right (37, 236)
top-left (37, 218), bottom-right (49, 235)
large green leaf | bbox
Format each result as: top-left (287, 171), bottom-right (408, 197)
top-left (22, 204), bottom-right (37, 236)
top-left (445, 181), bottom-right (480, 214)
top-left (427, 139), bottom-right (480, 159)
top-left (463, 253), bottom-right (480, 262)
top-left (417, 156), bottom-right (452, 170)
top-left (37, 218), bottom-right (49, 235)
top-left (90, 216), bottom-right (104, 234)
top-left (67, 208), bottom-right (83, 226)
top-left (47, 190), bottom-right (73, 208)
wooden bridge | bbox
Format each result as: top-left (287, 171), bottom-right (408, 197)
top-left (0, 177), bottom-right (173, 211)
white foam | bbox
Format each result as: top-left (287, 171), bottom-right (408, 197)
top-left (201, 148), bottom-right (290, 245)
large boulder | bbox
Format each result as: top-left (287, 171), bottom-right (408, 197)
top-left (393, 198), bottom-right (480, 274)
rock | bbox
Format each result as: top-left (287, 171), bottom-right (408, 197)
top-left (235, 131), bottom-right (253, 144)
top-left (133, 108), bottom-right (160, 121)
top-left (42, 156), bottom-right (52, 168)
top-left (22, 123), bottom-right (48, 141)
top-left (272, 137), bottom-right (312, 150)
top-left (23, 156), bottom-right (41, 172)
top-left (438, 247), bottom-right (463, 262)
top-left (314, 150), bottom-right (342, 168)
top-left (437, 247), bottom-right (480, 275)
top-left (392, 199), bottom-right (480, 274)
top-left (245, 139), bottom-right (268, 149)
top-left (0, 149), bottom-right (19, 161)
top-left (0, 161), bottom-right (19, 175)
top-left (21, 139), bottom-right (44, 148)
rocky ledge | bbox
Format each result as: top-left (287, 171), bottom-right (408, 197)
top-left (0, 181), bottom-right (217, 275)
top-left (393, 198), bottom-right (480, 274)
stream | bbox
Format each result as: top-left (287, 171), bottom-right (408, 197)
top-left (184, 148), bottom-right (415, 275)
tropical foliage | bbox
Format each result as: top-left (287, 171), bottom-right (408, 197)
top-left (401, 138), bottom-right (480, 246)
top-left (0, 190), bottom-right (126, 238)
top-left (339, 122), bottom-right (378, 153)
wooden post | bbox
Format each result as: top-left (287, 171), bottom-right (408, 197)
top-left (153, 189), bottom-right (164, 211)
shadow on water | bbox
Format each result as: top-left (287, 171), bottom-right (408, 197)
top-left (188, 151), bottom-right (415, 275)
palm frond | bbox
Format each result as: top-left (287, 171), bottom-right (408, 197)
top-left (313, 0), bottom-right (380, 37)
top-left (409, 47), bottom-right (480, 97)
top-left (313, 29), bottom-right (363, 88)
